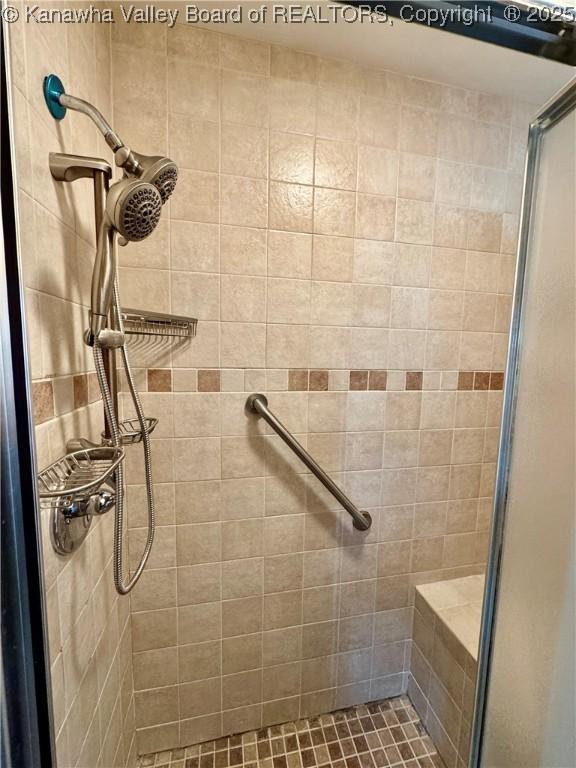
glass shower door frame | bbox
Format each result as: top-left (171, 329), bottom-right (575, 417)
top-left (469, 75), bottom-right (576, 768)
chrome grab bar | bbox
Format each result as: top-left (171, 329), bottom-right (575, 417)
top-left (246, 394), bottom-right (372, 531)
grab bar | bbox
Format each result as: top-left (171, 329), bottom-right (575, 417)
top-left (246, 394), bottom-right (372, 531)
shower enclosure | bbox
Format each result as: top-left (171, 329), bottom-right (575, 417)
top-left (1, 4), bottom-right (574, 768)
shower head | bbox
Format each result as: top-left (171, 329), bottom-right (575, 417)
top-left (43, 74), bottom-right (178, 203)
top-left (106, 177), bottom-right (163, 242)
top-left (131, 153), bottom-right (178, 204)
top-left (89, 178), bottom-right (162, 342)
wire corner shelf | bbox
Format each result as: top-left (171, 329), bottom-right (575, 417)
top-left (121, 307), bottom-right (197, 339)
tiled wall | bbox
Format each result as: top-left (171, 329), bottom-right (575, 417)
top-left (109, 23), bottom-right (530, 756)
top-left (8, 8), bottom-right (136, 767)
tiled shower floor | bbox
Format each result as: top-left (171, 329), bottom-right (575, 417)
top-left (138, 697), bottom-right (443, 768)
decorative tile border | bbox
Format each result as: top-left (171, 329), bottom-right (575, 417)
top-left (138, 369), bottom-right (505, 394)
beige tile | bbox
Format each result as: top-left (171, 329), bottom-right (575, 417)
top-left (356, 194), bottom-right (395, 241)
top-left (133, 647), bottom-right (178, 691)
top-left (222, 596), bottom-right (263, 637)
top-left (353, 239), bottom-right (395, 285)
top-left (463, 292), bottom-right (497, 332)
top-left (269, 78), bottom-right (316, 134)
top-left (131, 609), bottom-right (177, 653)
top-left (436, 161), bottom-right (472, 207)
top-left (399, 107), bottom-right (439, 156)
top-left (357, 146), bottom-right (399, 196)
top-left (270, 131), bottom-right (314, 185)
top-left (398, 153), bottom-right (436, 201)
top-left (221, 225), bottom-right (267, 276)
top-left (171, 169), bottom-right (219, 223)
top-left (264, 590), bottom-right (303, 630)
top-left (221, 123), bottom-right (268, 178)
top-left (221, 71), bottom-right (269, 127)
top-left (221, 175), bottom-right (268, 229)
top-left (314, 188), bottom-right (356, 237)
top-left (437, 114), bottom-right (477, 162)
top-left (177, 563), bottom-right (221, 606)
top-left (179, 641), bottom-right (221, 683)
top-left (180, 678), bottom-right (221, 719)
top-left (318, 57), bottom-right (364, 91)
top-left (263, 626), bottom-right (302, 667)
top-left (269, 181), bottom-right (314, 233)
top-left (428, 290), bottom-right (464, 330)
top-left (267, 278), bottom-right (310, 324)
top-left (266, 324), bottom-right (309, 368)
top-left (169, 115), bottom-right (219, 173)
top-left (179, 602), bottom-right (221, 644)
top-left (222, 519), bottom-right (263, 561)
top-left (130, 568), bottom-right (176, 612)
top-left (176, 523), bottom-right (221, 566)
top-left (270, 46), bottom-right (317, 83)
top-left (221, 275), bottom-right (266, 322)
top-left (317, 89), bottom-right (358, 141)
top-left (358, 97), bottom-right (400, 148)
top-left (171, 271), bottom-right (219, 320)
top-left (315, 138), bottom-right (357, 190)
top-left (263, 661), bottom-right (301, 701)
top-left (223, 669), bottom-right (262, 710)
top-left (222, 633), bottom-right (262, 674)
top-left (167, 26), bottom-right (219, 64)
top-left (221, 477), bottom-right (265, 519)
top-left (222, 558), bottom-right (263, 600)
top-left (168, 60), bottom-right (219, 121)
top-left (312, 235), bottom-right (353, 282)
top-left (135, 685), bottom-right (178, 728)
top-left (467, 211), bottom-right (503, 253)
top-left (221, 35), bottom-right (269, 75)
top-left (268, 230), bottom-right (312, 279)
top-left (396, 199), bottom-right (434, 245)
top-left (434, 205), bottom-right (469, 249)
top-left (264, 553), bottom-right (304, 593)
top-left (171, 221), bottom-right (219, 273)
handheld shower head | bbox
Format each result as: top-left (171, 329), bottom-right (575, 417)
top-left (89, 178), bottom-right (162, 342)
top-left (106, 177), bottom-right (163, 242)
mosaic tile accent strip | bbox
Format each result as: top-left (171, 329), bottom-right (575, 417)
top-left (137, 697), bottom-right (444, 768)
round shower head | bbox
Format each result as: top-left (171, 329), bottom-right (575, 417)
top-left (107, 178), bottom-right (162, 242)
top-left (133, 153), bottom-right (179, 204)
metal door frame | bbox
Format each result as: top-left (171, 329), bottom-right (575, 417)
top-left (470, 74), bottom-right (576, 767)
top-left (0, 17), bottom-right (55, 768)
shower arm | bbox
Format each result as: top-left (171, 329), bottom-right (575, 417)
top-left (43, 75), bottom-right (141, 175)
top-left (58, 93), bottom-right (141, 174)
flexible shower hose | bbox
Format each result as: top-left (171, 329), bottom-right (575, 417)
top-left (93, 279), bottom-right (155, 595)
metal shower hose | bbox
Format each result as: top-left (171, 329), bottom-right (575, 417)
top-left (93, 278), bottom-right (155, 595)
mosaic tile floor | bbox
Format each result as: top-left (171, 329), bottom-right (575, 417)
top-left (138, 696), bottom-right (444, 768)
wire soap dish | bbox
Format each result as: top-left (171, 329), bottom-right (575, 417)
top-left (38, 446), bottom-right (124, 555)
top-left (101, 416), bottom-right (158, 446)
top-left (121, 308), bottom-right (197, 339)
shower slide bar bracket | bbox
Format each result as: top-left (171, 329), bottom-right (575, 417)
top-left (246, 394), bottom-right (372, 531)
top-left (38, 447), bottom-right (124, 555)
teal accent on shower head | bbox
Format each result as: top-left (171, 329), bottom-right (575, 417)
top-left (43, 74), bottom-right (66, 120)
